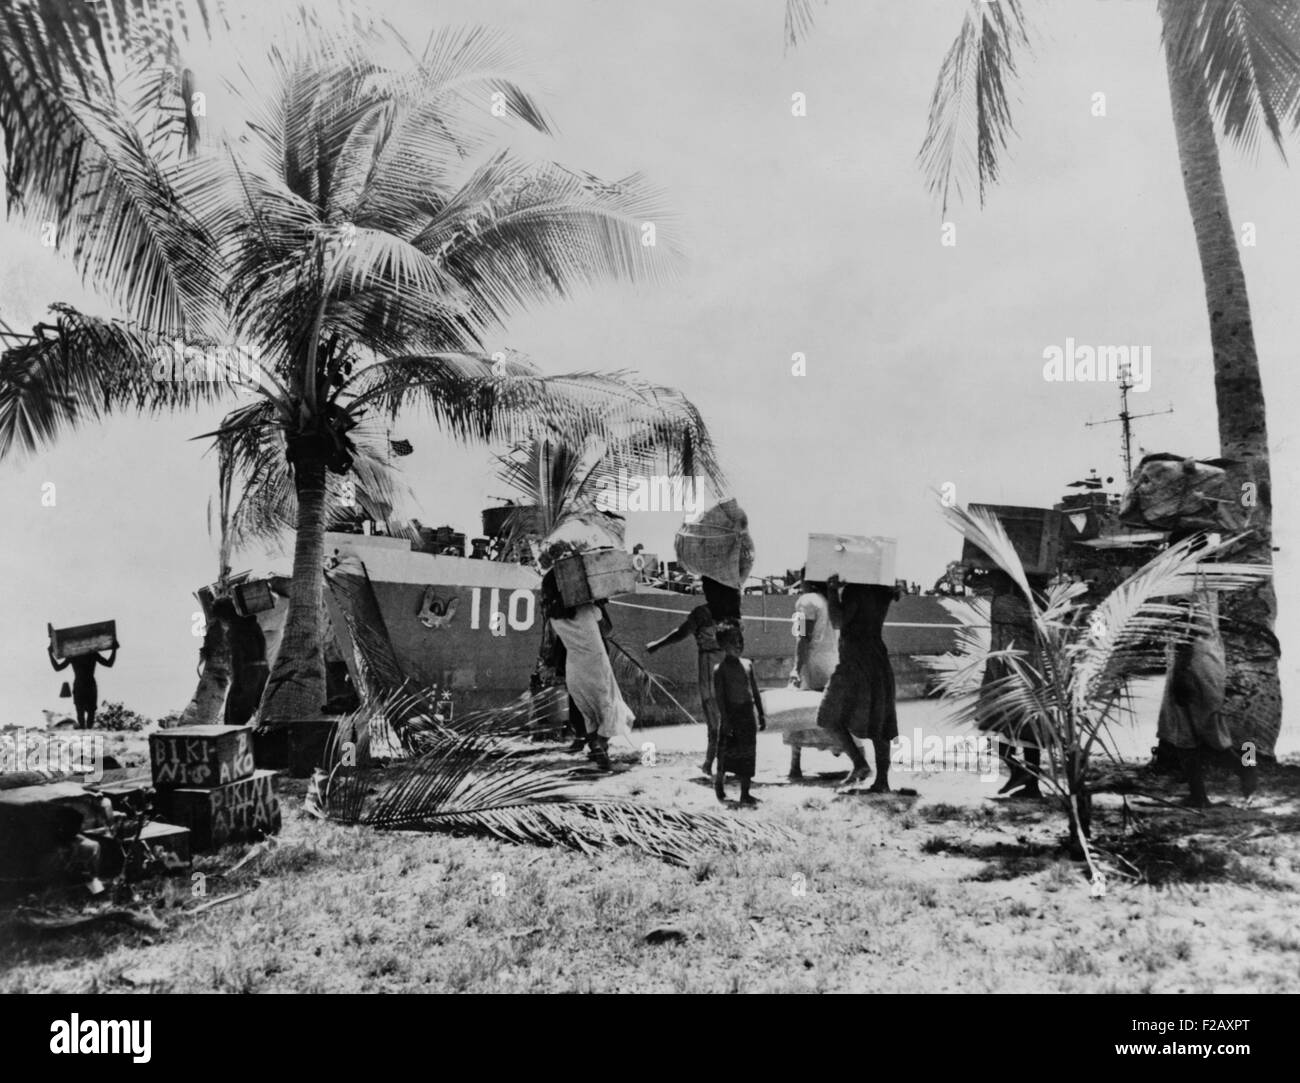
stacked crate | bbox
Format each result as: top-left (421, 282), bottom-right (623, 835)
top-left (149, 725), bottom-right (281, 851)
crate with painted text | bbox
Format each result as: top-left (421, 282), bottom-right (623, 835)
top-left (149, 725), bottom-right (255, 789)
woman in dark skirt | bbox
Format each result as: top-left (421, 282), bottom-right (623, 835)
top-left (712, 622), bottom-right (766, 805)
top-left (816, 574), bottom-right (900, 790)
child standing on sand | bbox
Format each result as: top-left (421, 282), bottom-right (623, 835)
top-left (712, 622), bottom-right (766, 806)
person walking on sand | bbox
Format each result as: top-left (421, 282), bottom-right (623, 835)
top-left (712, 622), bottom-right (765, 806)
top-left (49, 640), bottom-right (117, 729)
top-left (816, 574), bottom-right (900, 791)
top-left (784, 571), bottom-right (863, 779)
top-left (979, 569), bottom-right (1045, 799)
top-left (540, 544), bottom-right (633, 771)
top-left (540, 598), bottom-right (615, 755)
top-left (646, 601), bottom-right (723, 777)
top-left (1157, 530), bottom-right (1259, 807)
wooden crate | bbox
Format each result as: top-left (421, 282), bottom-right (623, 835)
top-left (152, 769), bottom-right (281, 850)
top-left (553, 549), bottom-right (637, 606)
top-left (963, 505), bottom-right (1064, 576)
top-left (48, 620), bottom-right (116, 659)
top-left (805, 534), bottom-right (897, 585)
top-left (231, 579), bottom-right (275, 616)
top-left (149, 725), bottom-right (255, 789)
top-left (0, 781), bottom-right (112, 881)
top-left (83, 821), bottom-right (191, 879)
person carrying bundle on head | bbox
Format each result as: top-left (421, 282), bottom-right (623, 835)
top-left (539, 543), bottom-right (633, 771)
top-left (783, 569), bottom-right (858, 779)
top-left (1157, 530), bottom-right (1258, 807)
top-left (815, 575), bottom-right (901, 791)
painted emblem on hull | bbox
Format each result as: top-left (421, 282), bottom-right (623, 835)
top-left (417, 588), bottom-right (460, 629)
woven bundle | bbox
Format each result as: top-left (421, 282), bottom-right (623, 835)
top-left (674, 498), bottom-right (754, 588)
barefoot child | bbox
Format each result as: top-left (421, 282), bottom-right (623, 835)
top-left (712, 622), bottom-right (765, 805)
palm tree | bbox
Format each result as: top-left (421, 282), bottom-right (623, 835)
top-left (927, 501), bottom-right (1269, 885)
top-left (0, 20), bottom-right (711, 727)
top-left (786, 0), bottom-right (1295, 757)
top-left (177, 413), bottom-right (406, 726)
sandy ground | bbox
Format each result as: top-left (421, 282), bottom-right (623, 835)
top-left (2, 689), bottom-right (1299, 993)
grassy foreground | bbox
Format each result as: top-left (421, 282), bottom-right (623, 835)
top-left (2, 732), bottom-right (1299, 993)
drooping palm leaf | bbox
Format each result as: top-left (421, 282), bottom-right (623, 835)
top-left (315, 691), bottom-right (793, 867)
top-left (918, 0), bottom-right (1031, 214)
top-left (784, 0), bottom-right (824, 51)
top-left (0, 304), bottom-right (240, 457)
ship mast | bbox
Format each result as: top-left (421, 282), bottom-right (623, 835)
top-left (1084, 363), bottom-right (1173, 479)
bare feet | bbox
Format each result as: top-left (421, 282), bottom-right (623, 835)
top-left (841, 766), bottom-right (871, 787)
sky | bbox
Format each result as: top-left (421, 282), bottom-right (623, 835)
top-left (2, 0), bottom-right (1298, 744)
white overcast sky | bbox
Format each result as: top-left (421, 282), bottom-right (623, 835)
top-left (2, 0), bottom-right (1298, 740)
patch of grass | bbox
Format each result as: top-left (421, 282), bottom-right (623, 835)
top-left (1248, 925), bottom-right (1300, 953)
top-left (2, 754), bottom-right (1297, 993)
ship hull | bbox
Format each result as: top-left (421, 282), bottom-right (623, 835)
top-left (320, 533), bottom-right (964, 725)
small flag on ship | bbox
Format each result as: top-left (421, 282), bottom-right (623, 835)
top-left (389, 438), bottom-right (414, 457)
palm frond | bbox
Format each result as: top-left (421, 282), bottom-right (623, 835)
top-left (0, 0), bottom-right (219, 217)
top-left (0, 304), bottom-right (239, 458)
top-left (1161, 0), bottom-right (1300, 158)
top-left (784, 0), bottom-right (824, 50)
top-left (1068, 534), bottom-right (1271, 711)
top-left (344, 354), bottom-right (726, 489)
top-left (413, 155), bottom-right (681, 329)
top-left (918, 0), bottom-right (1031, 213)
top-left (2, 3), bottom-right (224, 331)
top-left (316, 692), bottom-right (792, 867)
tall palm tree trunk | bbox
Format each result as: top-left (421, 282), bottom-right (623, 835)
top-left (1160, 6), bottom-right (1281, 759)
top-left (258, 456), bottom-right (330, 726)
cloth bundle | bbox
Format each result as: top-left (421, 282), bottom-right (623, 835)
top-left (674, 498), bottom-right (755, 590)
top-left (1119, 453), bottom-right (1243, 533)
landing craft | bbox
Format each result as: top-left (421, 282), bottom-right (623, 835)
top-left (213, 470), bottom-right (1160, 727)
top-left (220, 526), bottom-right (964, 726)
